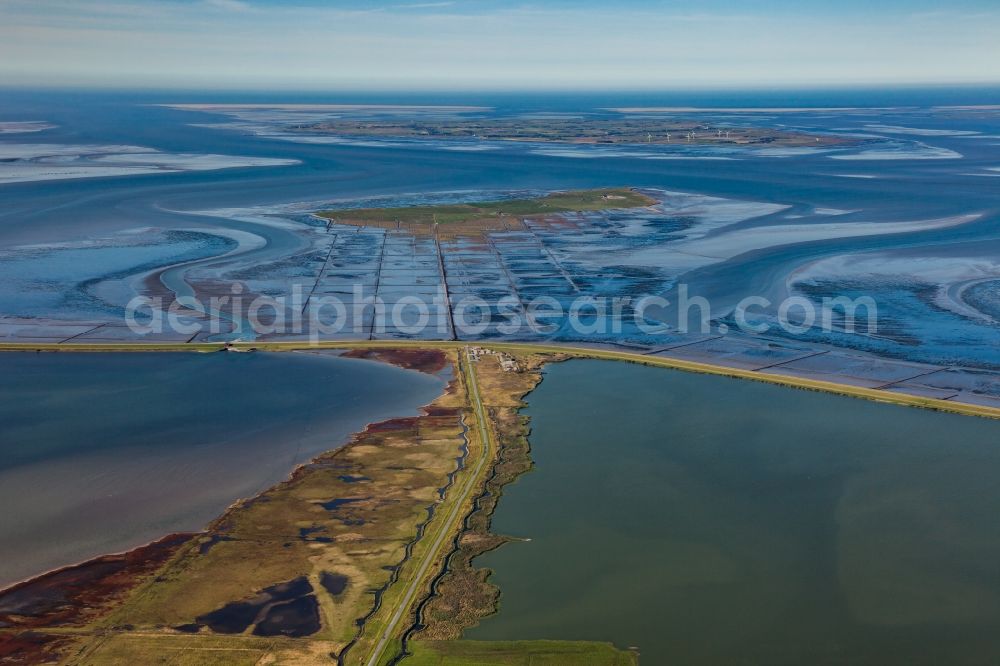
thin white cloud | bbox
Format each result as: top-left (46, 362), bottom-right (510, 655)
top-left (0, 0), bottom-right (997, 89)
top-left (392, 1), bottom-right (457, 8)
top-left (203, 0), bottom-right (251, 12)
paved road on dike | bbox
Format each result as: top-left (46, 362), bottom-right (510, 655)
top-left (365, 349), bottom-right (493, 666)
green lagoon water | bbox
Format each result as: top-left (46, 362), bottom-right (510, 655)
top-left (469, 360), bottom-right (1000, 665)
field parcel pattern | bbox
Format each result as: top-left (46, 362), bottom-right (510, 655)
top-left (0, 347), bottom-right (634, 666)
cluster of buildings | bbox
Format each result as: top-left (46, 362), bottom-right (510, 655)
top-left (467, 346), bottom-right (521, 372)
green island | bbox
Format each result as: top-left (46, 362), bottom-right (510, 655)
top-left (317, 188), bottom-right (656, 232)
top-left (293, 117), bottom-right (857, 148)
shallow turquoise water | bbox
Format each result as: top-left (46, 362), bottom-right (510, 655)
top-left (470, 359), bottom-right (1000, 665)
top-left (0, 351), bottom-right (442, 585)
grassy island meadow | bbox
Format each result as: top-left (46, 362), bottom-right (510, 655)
top-left (316, 188), bottom-right (656, 228)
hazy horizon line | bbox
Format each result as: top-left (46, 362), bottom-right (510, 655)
top-left (3, 81), bottom-right (1000, 95)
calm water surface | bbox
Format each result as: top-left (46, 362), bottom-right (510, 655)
top-left (0, 351), bottom-right (443, 585)
top-left (470, 360), bottom-right (1000, 665)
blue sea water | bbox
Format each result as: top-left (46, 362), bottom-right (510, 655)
top-left (2, 87), bottom-right (1000, 655)
top-left (1, 86), bottom-right (999, 366)
top-left (0, 351), bottom-right (443, 585)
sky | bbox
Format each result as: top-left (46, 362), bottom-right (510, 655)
top-left (1, 0), bottom-right (999, 90)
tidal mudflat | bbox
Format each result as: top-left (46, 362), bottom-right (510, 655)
top-left (0, 351), bottom-right (443, 586)
top-left (0, 141), bottom-right (299, 185)
top-left (471, 359), bottom-right (1000, 665)
top-left (3, 92), bottom-right (1000, 376)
